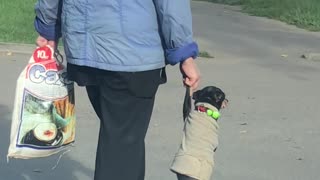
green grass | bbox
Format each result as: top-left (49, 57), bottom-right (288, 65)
top-left (198, 0), bottom-right (320, 31)
top-left (197, 0), bottom-right (242, 5)
top-left (0, 0), bottom-right (37, 43)
top-left (199, 51), bottom-right (214, 58)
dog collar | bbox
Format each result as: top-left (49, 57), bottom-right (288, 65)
top-left (196, 105), bottom-right (220, 120)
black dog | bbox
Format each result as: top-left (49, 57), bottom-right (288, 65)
top-left (172, 86), bottom-right (228, 180)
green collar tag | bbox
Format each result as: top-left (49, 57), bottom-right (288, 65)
top-left (197, 105), bottom-right (220, 120)
top-left (206, 109), bottom-right (220, 120)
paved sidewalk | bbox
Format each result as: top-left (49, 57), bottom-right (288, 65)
top-left (1, 2), bottom-right (320, 180)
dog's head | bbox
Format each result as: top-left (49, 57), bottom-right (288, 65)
top-left (193, 86), bottom-right (227, 110)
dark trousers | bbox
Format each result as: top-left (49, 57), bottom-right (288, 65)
top-left (83, 69), bottom-right (163, 180)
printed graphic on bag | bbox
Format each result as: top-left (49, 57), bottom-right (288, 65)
top-left (17, 89), bottom-right (75, 149)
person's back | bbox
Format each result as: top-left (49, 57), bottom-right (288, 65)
top-left (61, 0), bottom-right (164, 71)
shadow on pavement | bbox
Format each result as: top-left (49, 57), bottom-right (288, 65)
top-left (0, 104), bottom-right (93, 180)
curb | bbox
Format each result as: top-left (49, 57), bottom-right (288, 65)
top-left (0, 42), bottom-right (36, 54)
top-left (0, 42), bottom-right (64, 55)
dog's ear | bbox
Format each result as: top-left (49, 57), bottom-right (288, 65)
top-left (192, 90), bottom-right (202, 100)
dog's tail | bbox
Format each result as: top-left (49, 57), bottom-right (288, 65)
top-left (183, 86), bottom-right (192, 121)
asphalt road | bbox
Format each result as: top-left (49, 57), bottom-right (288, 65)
top-left (1, 2), bottom-right (320, 180)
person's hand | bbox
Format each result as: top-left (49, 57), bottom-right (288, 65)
top-left (180, 57), bottom-right (200, 92)
top-left (36, 35), bottom-right (56, 49)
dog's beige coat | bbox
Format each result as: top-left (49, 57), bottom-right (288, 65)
top-left (171, 103), bottom-right (219, 180)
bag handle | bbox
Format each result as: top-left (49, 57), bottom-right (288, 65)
top-left (54, 48), bottom-right (64, 65)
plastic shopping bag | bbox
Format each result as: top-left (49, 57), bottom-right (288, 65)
top-left (7, 46), bottom-right (76, 159)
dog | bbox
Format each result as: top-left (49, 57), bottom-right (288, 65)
top-left (171, 86), bottom-right (228, 180)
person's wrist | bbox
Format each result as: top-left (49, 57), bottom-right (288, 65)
top-left (181, 57), bottom-right (194, 65)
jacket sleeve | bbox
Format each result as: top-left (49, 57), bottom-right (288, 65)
top-left (153, 0), bottom-right (199, 65)
top-left (34, 0), bottom-right (62, 41)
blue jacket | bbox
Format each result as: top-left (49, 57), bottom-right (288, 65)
top-left (35, 0), bottom-right (199, 72)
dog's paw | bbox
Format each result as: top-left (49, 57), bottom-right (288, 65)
top-left (221, 99), bottom-right (229, 109)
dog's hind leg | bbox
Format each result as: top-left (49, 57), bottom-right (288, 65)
top-left (177, 173), bottom-right (198, 180)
